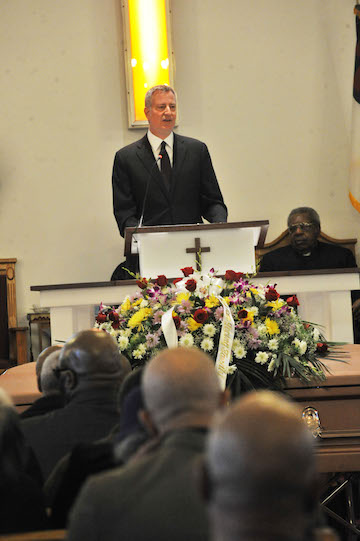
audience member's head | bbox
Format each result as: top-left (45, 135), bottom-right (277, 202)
top-left (36, 345), bottom-right (62, 392)
top-left (39, 349), bottom-right (62, 397)
top-left (287, 207), bottom-right (321, 255)
top-left (142, 347), bottom-right (225, 435)
top-left (205, 391), bottom-right (316, 541)
top-left (57, 329), bottom-right (131, 399)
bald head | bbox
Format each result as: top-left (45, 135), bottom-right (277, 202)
top-left (206, 391), bottom-right (316, 541)
top-left (59, 329), bottom-right (131, 382)
top-left (143, 347), bottom-right (222, 433)
top-left (36, 345), bottom-right (62, 392)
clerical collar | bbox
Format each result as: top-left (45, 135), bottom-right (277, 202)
top-left (302, 251), bottom-right (311, 257)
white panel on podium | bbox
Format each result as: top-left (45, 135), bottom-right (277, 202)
top-left (136, 228), bottom-right (256, 277)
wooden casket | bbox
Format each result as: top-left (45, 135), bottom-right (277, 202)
top-left (286, 345), bottom-right (360, 473)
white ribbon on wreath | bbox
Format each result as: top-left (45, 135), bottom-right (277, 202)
top-left (161, 273), bottom-right (235, 390)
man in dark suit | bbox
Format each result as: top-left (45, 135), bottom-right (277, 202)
top-left (21, 330), bottom-right (131, 481)
top-left (20, 348), bottom-right (65, 420)
top-left (67, 347), bottom-right (228, 541)
top-left (111, 85), bottom-right (227, 279)
top-left (203, 391), bottom-right (324, 541)
top-left (259, 207), bottom-right (357, 272)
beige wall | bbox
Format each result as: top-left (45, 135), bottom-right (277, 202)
top-left (1, 0), bottom-right (359, 325)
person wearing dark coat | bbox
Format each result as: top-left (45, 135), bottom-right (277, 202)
top-left (111, 85), bottom-right (227, 280)
top-left (259, 207), bottom-right (357, 272)
top-left (203, 391), bottom-right (336, 541)
top-left (20, 348), bottom-right (65, 420)
top-left (67, 347), bottom-right (228, 541)
top-left (20, 329), bottom-right (131, 481)
top-left (0, 390), bottom-right (48, 534)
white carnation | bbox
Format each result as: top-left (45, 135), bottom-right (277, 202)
top-left (179, 334), bottom-right (194, 347)
top-left (268, 339), bottom-right (279, 351)
top-left (200, 337), bottom-right (214, 352)
top-left (257, 324), bottom-right (267, 336)
top-left (255, 351), bottom-right (269, 365)
top-left (203, 323), bottom-right (216, 337)
top-left (118, 336), bottom-right (129, 351)
top-left (132, 343), bottom-right (147, 359)
top-left (233, 343), bottom-right (247, 359)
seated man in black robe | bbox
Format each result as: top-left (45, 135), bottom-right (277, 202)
top-left (259, 207), bottom-right (357, 272)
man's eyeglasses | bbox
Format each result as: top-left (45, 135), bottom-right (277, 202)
top-left (288, 222), bottom-right (314, 234)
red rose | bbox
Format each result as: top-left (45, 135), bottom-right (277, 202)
top-left (108, 310), bottom-right (120, 322)
top-left (112, 321), bottom-right (120, 330)
top-left (181, 267), bottom-right (194, 277)
top-left (193, 309), bottom-right (208, 324)
top-left (96, 312), bottom-right (107, 324)
top-left (265, 287), bottom-right (280, 301)
top-left (287, 295), bottom-right (300, 307)
top-left (172, 315), bottom-right (181, 329)
top-left (136, 278), bottom-right (148, 289)
top-left (224, 270), bottom-right (236, 281)
top-left (173, 278), bottom-right (182, 285)
top-left (156, 275), bottom-right (168, 287)
top-left (317, 342), bottom-right (328, 354)
top-left (238, 309), bottom-right (248, 319)
top-left (185, 279), bottom-right (197, 292)
top-left (234, 272), bottom-right (244, 281)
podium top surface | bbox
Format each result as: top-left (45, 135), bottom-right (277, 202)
top-left (124, 220), bottom-right (270, 256)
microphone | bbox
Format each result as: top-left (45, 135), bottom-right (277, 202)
top-left (138, 154), bottom-right (162, 228)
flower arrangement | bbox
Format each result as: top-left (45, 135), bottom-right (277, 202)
top-left (95, 267), bottom-right (334, 393)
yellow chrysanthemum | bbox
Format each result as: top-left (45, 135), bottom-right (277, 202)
top-left (250, 287), bottom-right (259, 296)
top-left (205, 295), bottom-right (220, 308)
top-left (222, 297), bottom-right (230, 305)
top-left (265, 318), bottom-right (280, 335)
top-left (187, 317), bottom-right (202, 331)
top-left (128, 308), bottom-right (153, 329)
top-left (120, 298), bottom-right (131, 313)
top-left (175, 292), bottom-right (191, 304)
top-left (266, 299), bottom-right (286, 311)
top-left (132, 299), bottom-right (143, 307)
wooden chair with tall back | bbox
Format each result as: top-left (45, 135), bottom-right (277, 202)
top-left (256, 230), bottom-right (357, 261)
top-left (0, 259), bottom-right (27, 367)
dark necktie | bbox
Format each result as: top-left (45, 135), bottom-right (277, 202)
top-left (160, 141), bottom-right (171, 189)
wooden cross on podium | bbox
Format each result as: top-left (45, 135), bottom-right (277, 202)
top-left (186, 237), bottom-right (210, 270)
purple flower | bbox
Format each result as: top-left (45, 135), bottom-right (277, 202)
top-left (248, 327), bottom-right (259, 338)
top-left (247, 337), bottom-right (261, 349)
top-left (146, 333), bottom-right (160, 348)
top-left (152, 310), bottom-right (164, 325)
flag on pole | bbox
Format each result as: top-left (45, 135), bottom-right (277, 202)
top-left (349, 5), bottom-right (360, 212)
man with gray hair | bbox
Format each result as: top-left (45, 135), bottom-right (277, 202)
top-left (111, 84), bottom-right (227, 279)
top-left (21, 329), bottom-right (131, 480)
top-left (204, 391), bottom-right (322, 541)
top-left (67, 347), bottom-right (227, 541)
top-left (259, 206), bottom-right (356, 272)
top-left (20, 347), bottom-right (65, 419)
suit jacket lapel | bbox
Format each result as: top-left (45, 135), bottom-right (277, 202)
top-left (171, 134), bottom-right (187, 197)
top-left (173, 133), bottom-right (187, 177)
top-left (136, 135), bottom-right (170, 200)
